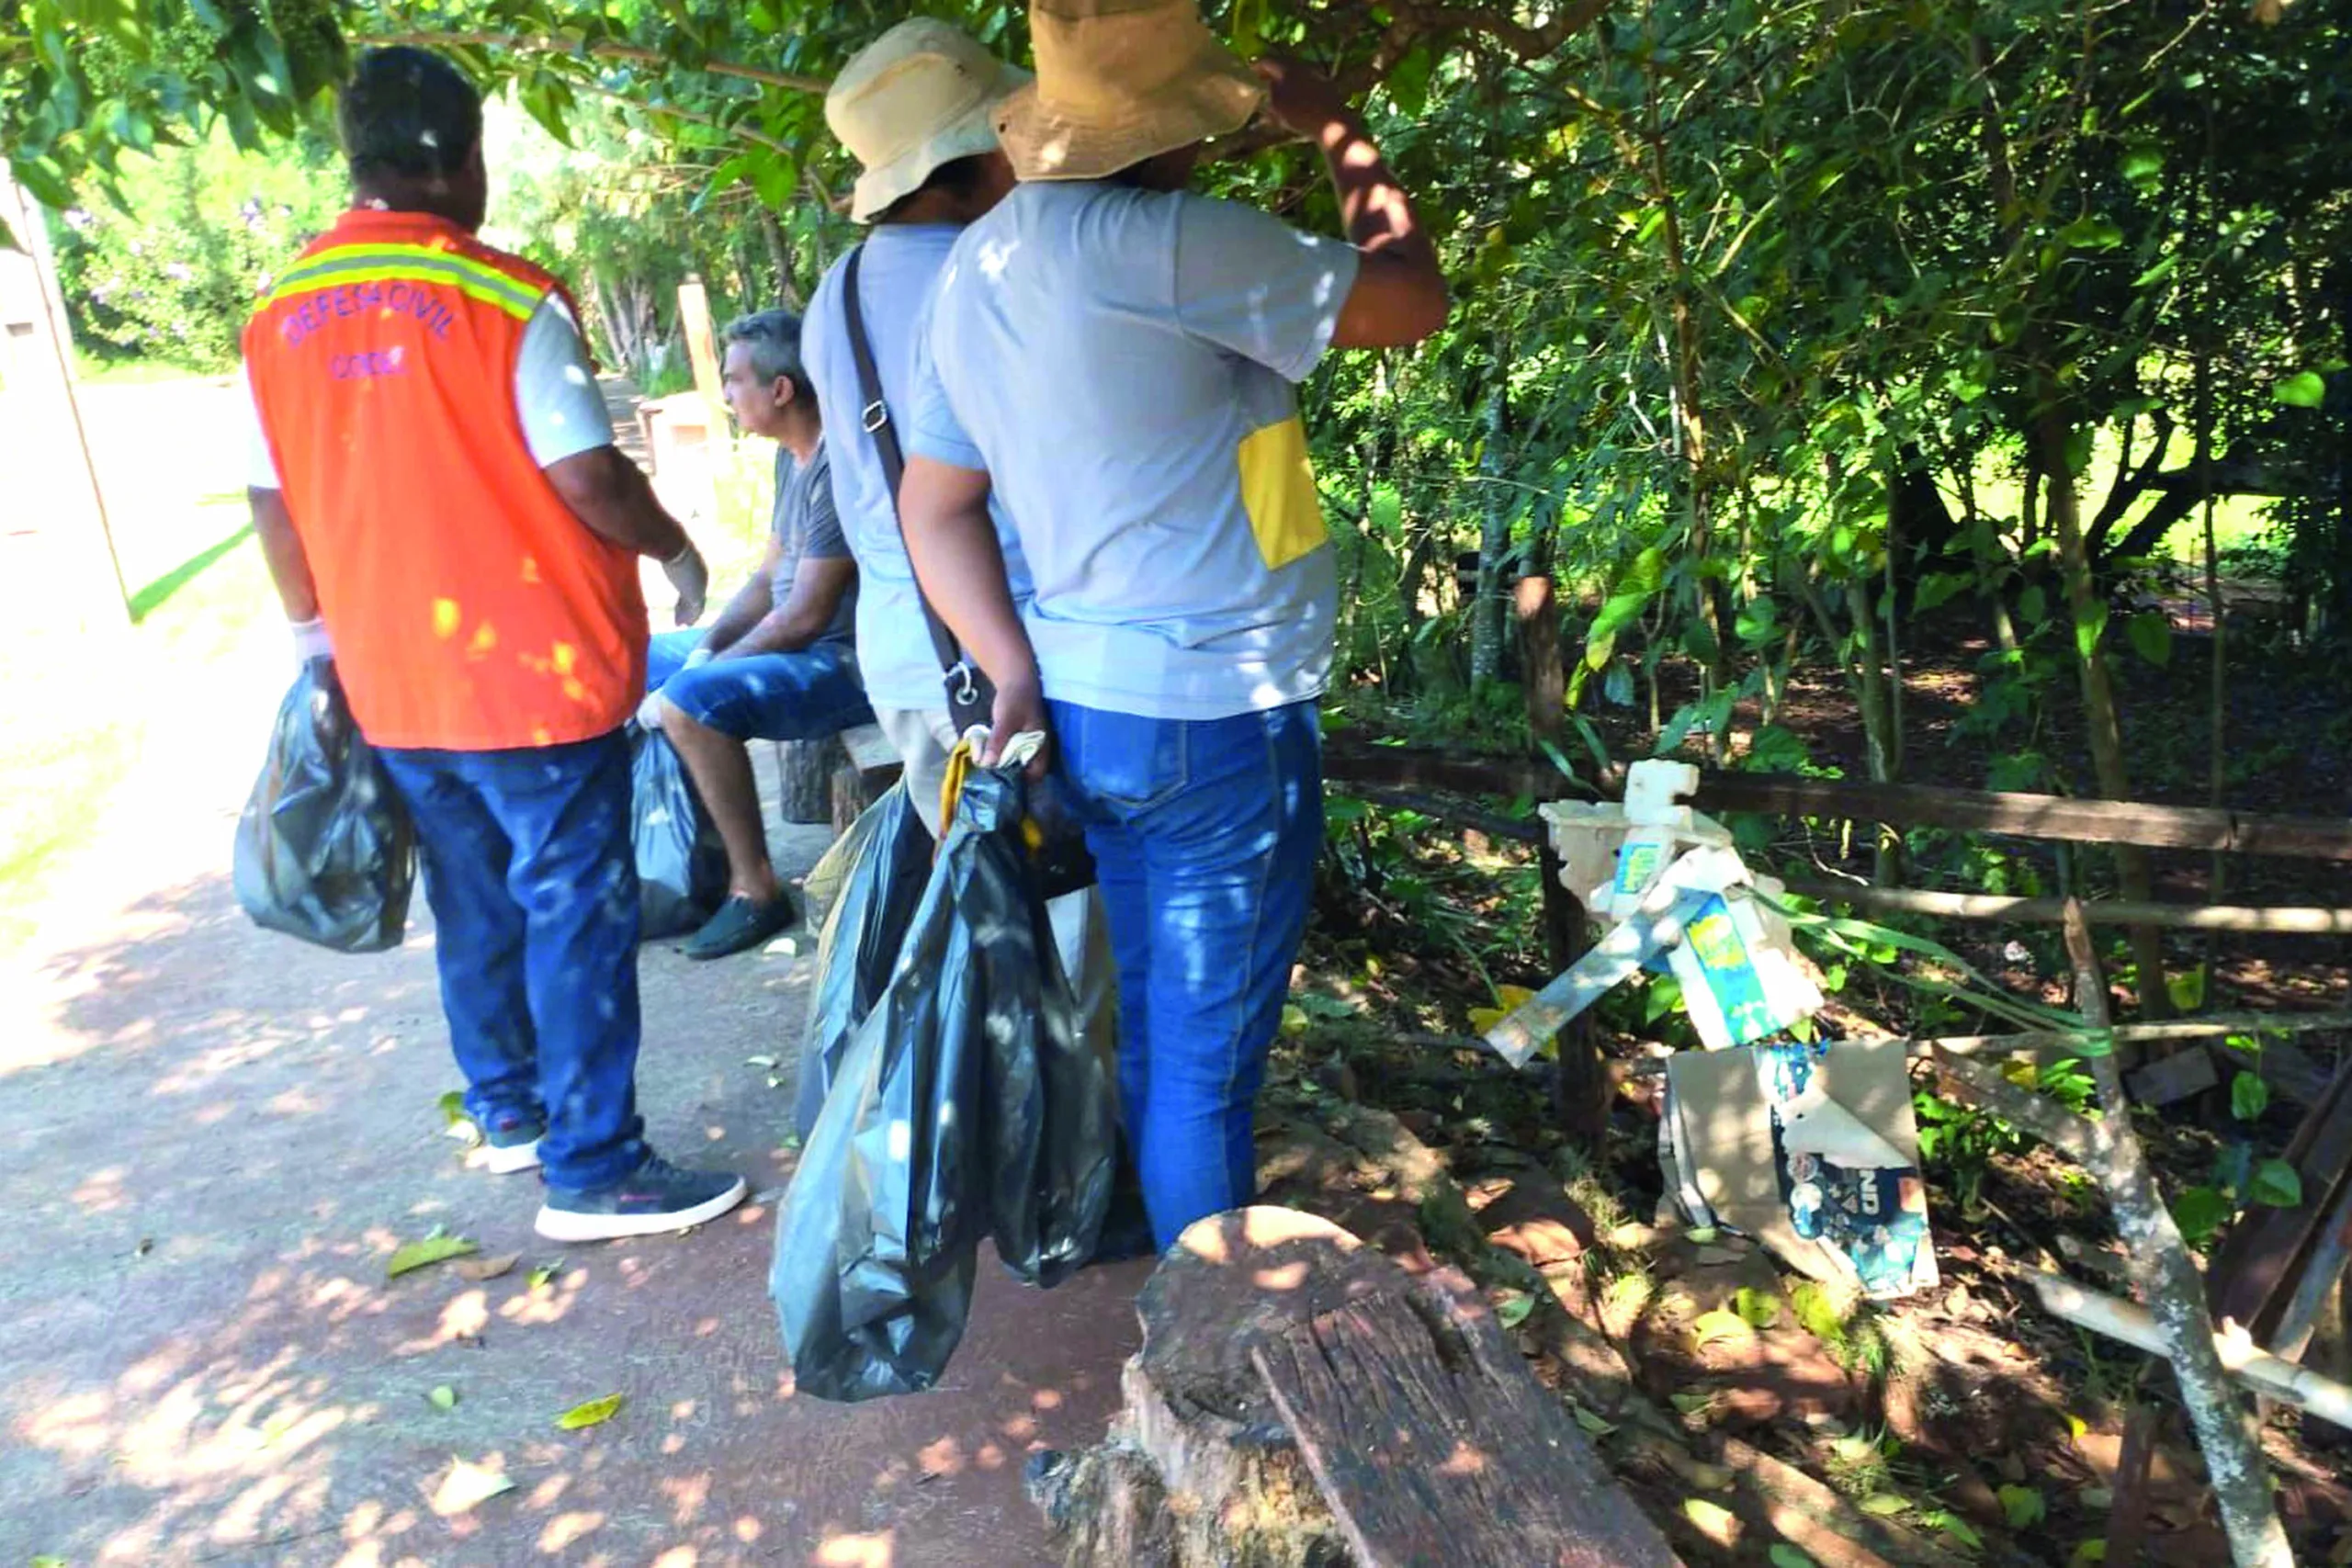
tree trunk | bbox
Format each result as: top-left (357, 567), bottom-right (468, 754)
top-left (2032, 415), bottom-right (2170, 1017)
top-left (1469, 346), bottom-right (1513, 687)
top-left (758, 205), bottom-right (802, 310)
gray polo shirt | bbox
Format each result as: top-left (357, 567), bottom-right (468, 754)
top-left (906, 181), bottom-right (1359, 721)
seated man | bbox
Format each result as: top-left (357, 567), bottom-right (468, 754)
top-left (642, 310), bottom-right (873, 959)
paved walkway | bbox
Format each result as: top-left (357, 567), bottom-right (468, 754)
top-left (0, 382), bottom-right (1146, 1568)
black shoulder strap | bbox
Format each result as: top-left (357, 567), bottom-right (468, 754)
top-left (841, 243), bottom-right (973, 697)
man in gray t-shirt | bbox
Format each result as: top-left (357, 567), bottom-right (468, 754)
top-left (642, 310), bottom-right (874, 959)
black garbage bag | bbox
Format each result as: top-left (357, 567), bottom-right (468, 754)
top-left (232, 660), bottom-right (415, 953)
top-left (772, 761), bottom-right (1115, 1403)
top-left (792, 782), bottom-right (934, 1141)
top-left (630, 725), bottom-right (728, 940)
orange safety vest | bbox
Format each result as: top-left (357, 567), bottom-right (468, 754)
top-left (243, 208), bottom-right (647, 751)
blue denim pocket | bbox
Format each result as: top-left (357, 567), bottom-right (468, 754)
top-left (1057, 704), bottom-right (1190, 814)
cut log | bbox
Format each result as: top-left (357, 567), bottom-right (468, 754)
top-left (1035, 1206), bottom-right (1679, 1568)
top-left (1253, 1280), bottom-right (1679, 1568)
top-left (776, 735), bottom-right (845, 824)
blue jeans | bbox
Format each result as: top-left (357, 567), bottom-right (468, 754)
top-left (377, 732), bottom-right (646, 1192)
top-left (645, 628), bottom-right (874, 740)
top-left (1050, 698), bottom-right (1323, 1250)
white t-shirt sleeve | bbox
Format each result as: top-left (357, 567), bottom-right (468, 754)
top-left (1171, 194), bottom-right (1362, 384)
top-left (240, 367), bottom-right (282, 491)
top-left (904, 290), bottom-right (987, 473)
top-left (514, 294), bottom-right (616, 468)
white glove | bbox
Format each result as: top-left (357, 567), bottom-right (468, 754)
top-left (637, 690), bottom-right (668, 731)
top-left (684, 645), bottom-right (714, 671)
top-left (662, 543), bottom-right (709, 627)
top-left (290, 616), bottom-right (333, 665)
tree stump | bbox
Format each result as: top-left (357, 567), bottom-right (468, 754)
top-left (776, 735), bottom-right (848, 825)
top-left (1031, 1206), bottom-right (1681, 1568)
top-left (831, 724), bottom-right (903, 838)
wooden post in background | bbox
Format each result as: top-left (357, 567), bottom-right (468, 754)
top-left (676, 273), bottom-right (723, 408)
top-left (1514, 571), bottom-right (1605, 1145)
top-left (0, 176), bottom-right (130, 632)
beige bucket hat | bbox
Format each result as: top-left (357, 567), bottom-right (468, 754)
top-left (993, 0), bottom-right (1266, 182)
top-left (828, 19), bottom-right (1032, 223)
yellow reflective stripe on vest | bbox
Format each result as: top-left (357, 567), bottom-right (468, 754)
top-left (268, 243), bottom-right (546, 320)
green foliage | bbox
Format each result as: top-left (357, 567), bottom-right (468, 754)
top-left (49, 123), bottom-right (341, 369)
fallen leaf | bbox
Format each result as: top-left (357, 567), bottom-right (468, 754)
top-left (430, 1455), bottom-right (514, 1516)
top-left (33, 1558), bottom-right (67, 1568)
top-left (1859, 1494), bottom-right (1909, 1517)
top-left (528, 1260), bottom-right (562, 1290)
top-left (387, 1234), bottom-right (480, 1280)
top-left (453, 1253), bottom-right (518, 1282)
top-left (2071, 1541), bottom-right (2108, 1566)
top-left (1684, 1225), bottom-right (1721, 1245)
top-left (1495, 1290), bottom-right (1538, 1329)
top-left (1682, 1497), bottom-right (1740, 1546)
top-left (1570, 1404), bottom-right (1616, 1438)
top-left (1770, 1547), bottom-right (1818, 1568)
top-left (1691, 1308), bottom-right (1757, 1351)
top-left (1669, 1391), bottom-right (1716, 1416)
top-left (2078, 1487), bottom-right (2113, 1510)
top-left (2001, 1483), bottom-right (2046, 1529)
top-left (1734, 1286), bottom-right (1782, 1329)
top-left (555, 1393), bottom-right (624, 1430)
top-left (428, 1385), bottom-right (458, 1411)
top-left (2066, 1413), bottom-right (2090, 1441)
top-left (744, 1055), bottom-right (779, 1069)
top-left (780, 1134), bottom-right (802, 1153)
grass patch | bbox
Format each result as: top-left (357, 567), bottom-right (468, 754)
top-left (0, 500), bottom-right (271, 952)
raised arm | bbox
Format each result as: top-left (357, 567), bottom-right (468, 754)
top-left (1254, 57), bottom-right (1448, 350)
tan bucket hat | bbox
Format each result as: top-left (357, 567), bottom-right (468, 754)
top-left (993, 0), bottom-right (1266, 182)
top-left (828, 19), bottom-right (1031, 223)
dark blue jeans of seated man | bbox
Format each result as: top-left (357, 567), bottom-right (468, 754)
top-left (645, 628), bottom-right (874, 741)
top-left (376, 730), bottom-right (646, 1192)
top-left (1048, 696), bottom-right (1323, 1251)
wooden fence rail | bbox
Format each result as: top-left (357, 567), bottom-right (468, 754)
top-left (1321, 739), bottom-right (2352, 862)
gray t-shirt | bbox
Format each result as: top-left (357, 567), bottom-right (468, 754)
top-left (907, 182), bottom-right (1358, 721)
top-left (774, 440), bottom-right (857, 651)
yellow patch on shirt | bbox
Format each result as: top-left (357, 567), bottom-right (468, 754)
top-left (432, 598), bottom-right (461, 639)
top-left (1235, 415), bottom-right (1327, 571)
top-left (467, 623), bottom-right (498, 659)
top-left (551, 641), bottom-right (577, 676)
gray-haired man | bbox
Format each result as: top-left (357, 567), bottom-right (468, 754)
top-left (641, 309), bottom-right (873, 959)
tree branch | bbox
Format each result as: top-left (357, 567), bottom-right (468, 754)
top-left (357, 29), bottom-right (830, 95)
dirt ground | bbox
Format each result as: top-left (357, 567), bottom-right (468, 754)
top-left (0, 379), bottom-right (1148, 1568)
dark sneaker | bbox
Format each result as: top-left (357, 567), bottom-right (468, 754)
top-left (683, 892), bottom-right (797, 961)
top-left (469, 1112), bottom-right (545, 1175)
top-left (534, 1155), bottom-right (749, 1242)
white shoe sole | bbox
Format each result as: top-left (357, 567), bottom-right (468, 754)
top-left (532, 1176), bottom-right (750, 1243)
top-left (471, 1139), bottom-right (543, 1175)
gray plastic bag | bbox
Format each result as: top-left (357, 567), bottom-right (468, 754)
top-left (232, 660), bottom-right (415, 953)
top-left (772, 761), bottom-right (1114, 1402)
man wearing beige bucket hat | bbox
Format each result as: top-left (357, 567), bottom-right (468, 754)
top-left (799, 17), bottom-right (1032, 839)
top-left (895, 0), bottom-right (1447, 1254)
